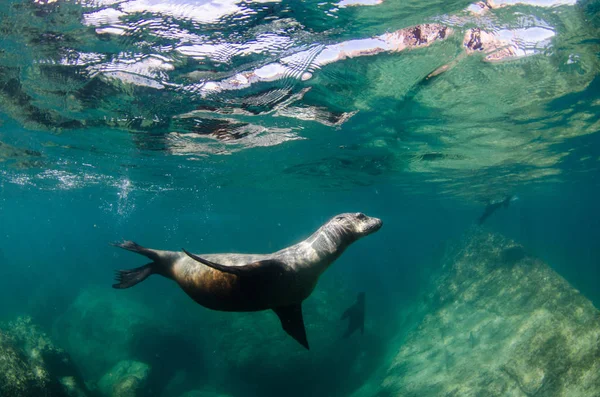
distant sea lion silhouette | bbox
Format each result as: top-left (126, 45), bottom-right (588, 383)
top-left (112, 213), bottom-right (382, 349)
top-left (478, 195), bottom-right (517, 224)
top-left (341, 292), bottom-right (366, 338)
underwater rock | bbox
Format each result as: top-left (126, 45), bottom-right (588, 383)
top-left (0, 316), bottom-right (90, 397)
top-left (59, 376), bottom-right (90, 397)
top-left (0, 330), bottom-right (48, 396)
top-left (98, 360), bottom-right (150, 397)
top-left (52, 287), bottom-right (157, 380)
top-left (379, 231), bottom-right (600, 397)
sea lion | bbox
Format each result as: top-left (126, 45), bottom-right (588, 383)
top-left (478, 194), bottom-right (517, 224)
top-left (341, 292), bottom-right (366, 338)
top-left (111, 212), bottom-right (382, 349)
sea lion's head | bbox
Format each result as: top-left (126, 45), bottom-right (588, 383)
top-left (327, 212), bottom-right (383, 242)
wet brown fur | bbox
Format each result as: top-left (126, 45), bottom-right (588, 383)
top-left (163, 253), bottom-right (303, 312)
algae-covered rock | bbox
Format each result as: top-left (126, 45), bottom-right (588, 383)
top-left (0, 316), bottom-right (90, 397)
top-left (98, 360), bottom-right (150, 397)
top-left (380, 231), bottom-right (600, 397)
top-left (59, 376), bottom-right (91, 397)
top-left (53, 287), bottom-right (157, 380)
top-left (0, 330), bottom-right (47, 396)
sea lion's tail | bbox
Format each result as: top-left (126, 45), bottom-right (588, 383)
top-left (111, 241), bottom-right (159, 289)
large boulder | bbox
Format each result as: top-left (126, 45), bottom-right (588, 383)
top-left (52, 287), bottom-right (157, 380)
top-left (378, 231), bottom-right (600, 397)
top-left (0, 316), bottom-right (90, 397)
top-left (51, 286), bottom-right (204, 395)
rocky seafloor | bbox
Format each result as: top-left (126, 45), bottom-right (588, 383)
top-left (4, 279), bottom-right (383, 397)
top-left (2, 231), bottom-right (599, 397)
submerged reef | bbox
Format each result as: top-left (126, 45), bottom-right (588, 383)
top-left (377, 231), bottom-right (600, 397)
top-left (0, 316), bottom-right (90, 397)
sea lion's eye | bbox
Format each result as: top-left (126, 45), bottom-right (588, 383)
top-left (356, 213), bottom-right (366, 219)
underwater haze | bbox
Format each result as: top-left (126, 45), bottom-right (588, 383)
top-left (0, 0), bottom-right (599, 396)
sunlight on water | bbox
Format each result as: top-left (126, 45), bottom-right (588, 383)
top-left (0, 0), bottom-right (597, 200)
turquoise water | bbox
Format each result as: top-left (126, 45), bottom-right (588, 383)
top-left (0, 0), bottom-right (599, 396)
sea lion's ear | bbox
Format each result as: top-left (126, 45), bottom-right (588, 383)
top-left (182, 249), bottom-right (284, 275)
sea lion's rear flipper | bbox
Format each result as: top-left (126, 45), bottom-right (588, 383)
top-left (111, 241), bottom-right (160, 289)
top-left (342, 292), bottom-right (366, 338)
top-left (273, 304), bottom-right (309, 350)
top-left (112, 241), bottom-right (161, 261)
top-left (113, 263), bottom-right (154, 289)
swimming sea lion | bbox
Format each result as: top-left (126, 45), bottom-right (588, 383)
top-left (478, 194), bottom-right (517, 224)
top-left (341, 292), bottom-right (366, 338)
top-left (111, 212), bottom-right (382, 349)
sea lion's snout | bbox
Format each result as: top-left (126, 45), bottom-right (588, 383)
top-left (360, 214), bottom-right (382, 235)
top-left (344, 212), bottom-right (382, 236)
top-left (328, 212), bottom-right (382, 240)
top-left (371, 216), bottom-right (383, 232)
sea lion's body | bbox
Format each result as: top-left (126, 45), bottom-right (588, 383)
top-left (163, 244), bottom-right (332, 312)
top-left (173, 252), bottom-right (287, 312)
top-left (112, 213), bottom-right (382, 348)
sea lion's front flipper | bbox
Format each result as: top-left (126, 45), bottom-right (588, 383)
top-left (273, 304), bottom-right (309, 350)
